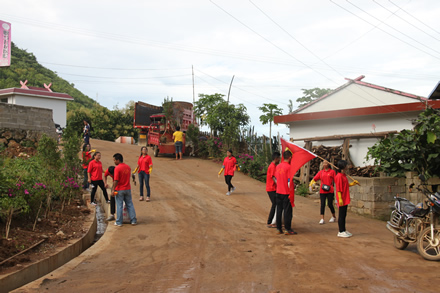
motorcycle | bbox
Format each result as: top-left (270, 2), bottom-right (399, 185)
top-left (386, 175), bottom-right (440, 261)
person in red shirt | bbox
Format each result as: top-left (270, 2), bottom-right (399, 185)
top-left (218, 149), bottom-right (238, 196)
top-left (112, 153), bottom-right (137, 226)
top-left (335, 160), bottom-right (359, 238)
top-left (87, 151), bottom-right (110, 205)
top-left (82, 143), bottom-right (94, 192)
top-left (133, 146), bottom-right (153, 202)
top-left (310, 160), bottom-right (337, 225)
top-left (266, 151), bottom-right (280, 228)
top-left (104, 166), bottom-right (116, 221)
top-left (275, 150), bottom-right (297, 235)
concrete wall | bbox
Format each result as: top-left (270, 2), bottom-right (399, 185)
top-left (12, 94), bottom-right (67, 128)
top-left (347, 172), bottom-right (440, 219)
top-left (0, 103), bottom-right (58, 143)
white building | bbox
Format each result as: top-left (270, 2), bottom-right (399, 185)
top-left (274, 76), bottom-right (440, 167)
top-left (0, 84), bottom-right (73, 128)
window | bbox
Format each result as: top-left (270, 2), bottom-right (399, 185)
top-left (0, 98), bottom-right (8, 103)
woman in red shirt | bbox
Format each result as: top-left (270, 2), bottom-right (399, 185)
top-left (335, 160), bottom-right (359, 238)
top-left (310, 160), bottom-right (336, 225)
top-left (87, 152), bottom-right (110, 205)
top-left (134, 146), bottom-right (153, 202)
top-left (218, 149), bottom-right (238, 196)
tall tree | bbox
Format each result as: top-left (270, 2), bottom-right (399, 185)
top-left (258, 103), bottom-right (283, 153)
top-left (296, 88), bottom-right (332, 109)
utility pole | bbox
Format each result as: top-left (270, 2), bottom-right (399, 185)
top-left (192, 65), bottom-right (195, 104)
top-left (227, 75), bottom-right (235, 106)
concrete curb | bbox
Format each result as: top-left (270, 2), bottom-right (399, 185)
top-left (0, 196), bottom-right (97, 293)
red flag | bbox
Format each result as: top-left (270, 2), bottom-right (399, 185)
top-left (280, 138), bottom-right (317, 207)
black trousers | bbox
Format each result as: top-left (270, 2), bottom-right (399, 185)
top-left (267, 191), bottom-right (277, 225)
top-left (320, 193), bottom-right (336, 215)
top-left (225, 175), bottom-right (234, 191)
top-left (276, 193), bottom-right (292, 231)
top-left (338, 205), bottom-right (348, 232)
top-left (110, 195), bottom-right (116, 214)
top-left (90, 180), bottom-right (109, 203)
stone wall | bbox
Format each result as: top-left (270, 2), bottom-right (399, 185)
top-left (0, 103), bottom-right (58, 148)
top-left (349, 172), bottom-right (440, 219)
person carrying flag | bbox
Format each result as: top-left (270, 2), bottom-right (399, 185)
top-left (275, 150), bottom-right (297, 235)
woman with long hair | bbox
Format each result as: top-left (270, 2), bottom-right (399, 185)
top-left (133, 146), bottom-right (153, 202)
top-left (87, 151), bottom-right (110, 205)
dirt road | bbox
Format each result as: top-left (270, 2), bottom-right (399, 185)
top-left (15, 139), bottom-right (440, 292)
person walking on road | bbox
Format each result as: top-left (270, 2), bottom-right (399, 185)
top-left (275, 150), bottom-right (297, 235)
top-left (133, 146), bottom-right (153, 202)
top-left (83, 120), bottom-right (91, 145)
top-left (310, 160), bottom-right (337, 225)
top-left (335, 160), bottom-right (359, 238)
top-left (173, 126), bottom-right (184, 160)
top-left (104, 166), bottom-right (116, 221)
top-left (266, 151), bottom-right (280, 228)
top-left (218, 149), bottom-right (238, 196)
top-left (112, 153), bottom-right (137, 226)
top-left (87, 151), bottom-right (110, 205)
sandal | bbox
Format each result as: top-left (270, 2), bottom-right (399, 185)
top-left (267, 224), bottom-right (277, 228)
top-left (139, 197), bottom-right (144, 201)
top-left (146, 197), bottom-right (150, 202)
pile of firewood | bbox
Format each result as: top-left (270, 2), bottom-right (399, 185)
top-left (309, 145), bottom-right (379, 177)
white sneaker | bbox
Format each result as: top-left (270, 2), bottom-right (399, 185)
top-left (319, 219), bottom-right (325, 225)
top-left (329, 217), bottom-right (336, 223)
top-left (337, 231), bottom-right (351, 238)
top-left (345, 231), bottom-right (353, 236)
top-left (231, 187), bottom-right (236, 193)
top-left (114, 222), bottom-right (122, 227)
top-left (226, 192), bottom-right (231, 196)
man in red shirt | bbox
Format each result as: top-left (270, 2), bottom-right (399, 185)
top-left (112, 153), bottom-right (137, 227)
top-left (275, 150), bottom-right (297, 235)
top-left (266, 152), bottom-right (280, 228)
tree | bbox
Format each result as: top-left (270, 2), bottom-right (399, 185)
top-left (194, 93), bottom-right (227, 135)
top-left (258, 103), bottom-right (283, 153)
top-left (288, 99), bottom-right (294, 113)
top-left (367, 107), bottom-right (440, 178)
top-left (296, 88), bottom-right (332, 109)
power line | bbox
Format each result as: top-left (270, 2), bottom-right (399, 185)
top-left (57, 72), bottom-right (191, 80)
top-left (330, 0), bottom-right (440, 60)
top-left (373, 0), bottom-right (440, 43)
top-left (389, 0), bottom-right (440, 36)
top-left (40, 61), bottom-right (190, 71)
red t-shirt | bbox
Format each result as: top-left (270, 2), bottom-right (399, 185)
top-left (313, 168), bottom-right (336, 194)
top-left (223, 156), bottom-right (237, 176)
top-left (114, 163), bottom-right (131, 191)
top-left (138, 155), bottom-right (153, 174)
top-left (87, 160), bottom-right (103, 181)
top-left (104, 169), bottom-right (114, 180)
top-left (335, 172), bottom-right (350, 207)
top-left (82, 151), bottom-right (92, 169)
top-left (275, 161), bottom-right (291, 195)
top-left (266, 162), bottom-right (277, 192)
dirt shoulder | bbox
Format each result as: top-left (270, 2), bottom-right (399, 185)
top-left (15, 139), bottom-right (440, 293)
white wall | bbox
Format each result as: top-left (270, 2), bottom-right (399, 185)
top-left (300, 84), bottom-right (422, 114)
top-left (13, 94), bottom-right (67, 127)
top-left (289, 113), bottom-right (418, 166)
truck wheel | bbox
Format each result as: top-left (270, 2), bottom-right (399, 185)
top-left (417, 227), bottom-right (440, 261)
top-left (153, 146), bottom-right (159, 157)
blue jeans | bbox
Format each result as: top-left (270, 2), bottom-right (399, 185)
top-left (138, 171), bottom-right (150, 198)
top-left (115, 189), bottom-right (137, 225)
top-left (175, 141), bottom-right (183, 153)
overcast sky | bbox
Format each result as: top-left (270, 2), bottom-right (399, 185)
top-left (1, 0), bottom-right (440, 137)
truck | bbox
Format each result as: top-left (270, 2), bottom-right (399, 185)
top-left (133, 101), bottom-right (195, 157)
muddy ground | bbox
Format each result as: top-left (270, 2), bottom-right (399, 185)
top-left (15, 138), bottom-right (440, 292)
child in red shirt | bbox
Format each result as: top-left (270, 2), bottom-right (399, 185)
top-left (218, 149), bottom-right (238, 196)
top-left (266, 152), bottom-right (280, 228)
top-left (87, 151), bottom-right (110, 205)
top-left (275, 150), bottom-right (297, 235)
top-left (310, 160), bottom-right (337, 225)
top-left (82, 143), bottom-right (94, 191)
top-left (335, 160), bottom-right (359, 238)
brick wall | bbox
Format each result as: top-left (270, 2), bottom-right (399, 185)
top-left (349, 172), bottom-right (440, 219)
top-left (0, 103), bottom-right (58, 146)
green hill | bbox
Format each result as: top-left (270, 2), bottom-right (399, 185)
top-left (0, 42), bottom-right (98, 111)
